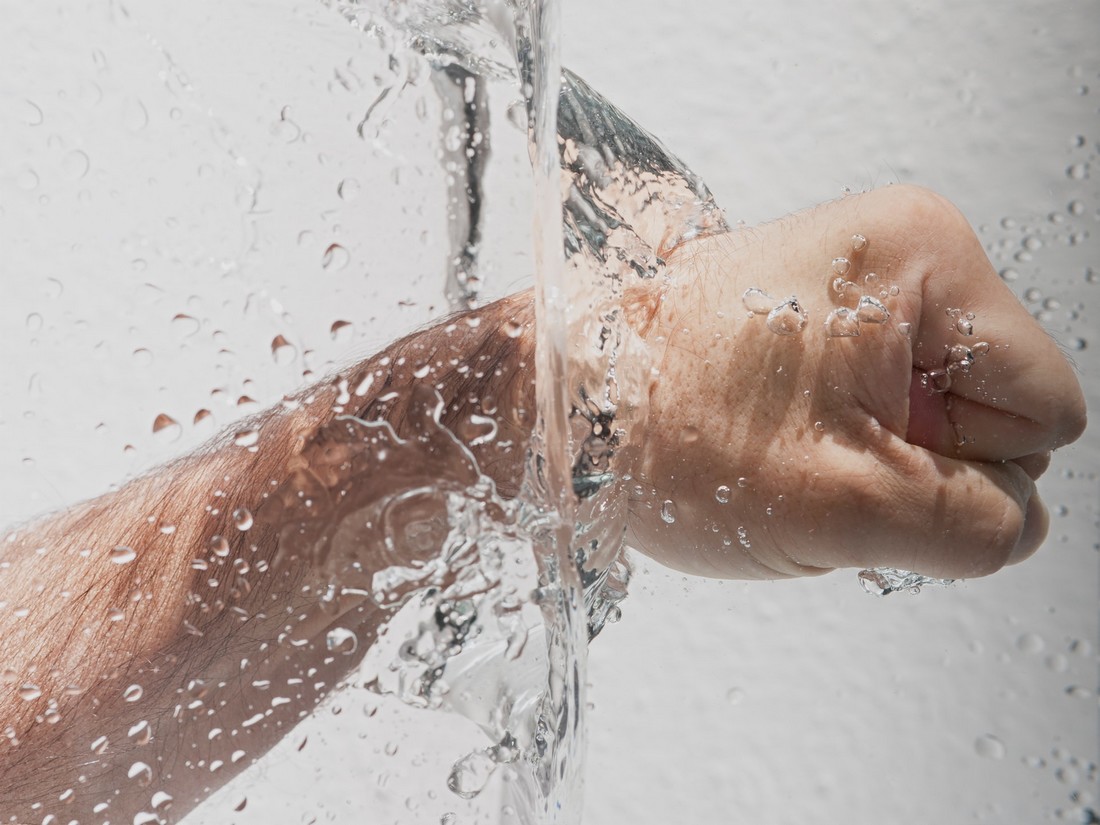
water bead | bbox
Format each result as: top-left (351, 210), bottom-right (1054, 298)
top-left (659, 500), bottom-right (677, 524)
top-left (824, 307), bottom-right (861, 337)
top-left (855, 296), bottom-right (890, 324)
top-left (765, 297), bottom-right (808, 335)
top-left (742, 287), bottom-right (776, 315)
top-left (851, 234), bottom-right (867, 252)
top-left (715, 485), bottom-right (731, 504)
top-left (832, 257), bottom-right (851, 276)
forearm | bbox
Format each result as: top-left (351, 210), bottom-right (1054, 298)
top-left (0, 292), bottom-right (535, 822)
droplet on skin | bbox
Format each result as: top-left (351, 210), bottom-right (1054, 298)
top-left (110, 545), bottom-right (137, 565)
top-left (851, 234), bottom-right (867, 252)
top-left (897, 322), bottom-right (912, 337)
top-left (925, 369), bottom-right (952, 393)
top-left (209, 535), bottom-right (231, 558)
top-left (824, 307), bottom-right (861, 337)
top-left (715, 485), bottom-right (731, 504)
top-left (234, 428), bottom-right (260, 448)
top-left (232, 508), bottom-right (253, 531)
top-left (832, 257), bottom-right (851, 276)
top-left (123, 684), bottom-right (143, 703)
top-left (326, 627), bottom-right (358, 654)
top-left (765, 297), bottom-right (808, 335)
top-left (18, 684), bottom-right (42, 701)
top-left (659, 500), bottom-right (676, 524)
top-left (742, 287), bottom-right (775, 315)
top-left (832, 277), bottom-right (855, 295)
top-left (856, 296), bottom-right (890, 324)
top-left (974, 734), bottom-right (1006, 759)
top-left (955, 317), bottom-right (974, 336)
top-left (90, 735), bottom-right (109, 754)
top-left (128, 761), bottom-right (153, 786)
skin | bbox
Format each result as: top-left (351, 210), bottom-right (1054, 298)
top-left (0, 185), bottom-right (1085, 823)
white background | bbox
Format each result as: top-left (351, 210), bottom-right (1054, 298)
top-left (1, 0), bottom-right (1097, 823)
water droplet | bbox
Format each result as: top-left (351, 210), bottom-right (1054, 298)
top-left (90, 735), bottom-right (109, 754)
top-left (999, 267), bottom-right (1019, 282)
top-left (897, 322), bottom-right (912, 336)
top-left (715, 485), bottom-right (731, 504)
top-left (766, 297), bottom-right (808, 335)
top-left (128, 761), bottom-right (153, 786)
top-left (152, 413), bottom-right (181, 440)
top-left (271, 335), bottom-right (296, 365)
top-left (18, 684), bottom-right (41, 701)
top-left (326, 627), bottom-right (358, 654)
top-left (725, 687), bottom-right (745, 705)
top-left (832, 257), bottom-right (851, 276)
top-left (209, 535), bottom-right (231, 558)
top-left (832, 277), bottom-right (854, 295)
top-left (742, 287), bottom-right (775, 315)
top-left (1068, 200), bottom-right (1085, 216)
top-left (151, 791), bottom-right (173, 809)
top-left (974, 734), bottom-right (1006, 759)
top-left (447, 750), bottom-right (496, 799)
top-left (232, 508), bottom-right (254, 531)
top-left (1066, 162), bottom-right (1089, 180)
top-left (337, 178), bottom-right (360, 201)
top-left (955, 317), bottom-right (974, 336)
top-left (736, 477), bottom-right (748, 488)
top-left (110, 545), bottom-right (137, 565)
top-left (504, 319), bottom-right (524, 338)
top-left (659, 500), bottom-right (677, 524)
top-left (128, 720), bottom-right (151, 744)
top-left (61, 149), bottom-right (90, 180)
top-left (856, 296), bottom-right (890, 324)
top-left (234, 428), bottom-right (260, 448)
top-left (824, 307), bottom-right (861, 337)
top-left (322, 243), bottom-right (350, 271)
top-left (736, 526), bottom-right (751, 548)
top-left (18, 98), bottom-right (44, 126)
top-left (924, 369), bottom-right (952, 393)
top-left (123, 684), bottom-right (143, 703)
top-left (441, 814), bottom-right (457, 825)
top-left (864, 272), bottom-right (879, 288)
top-left (124, 98), bottom-right (149, 132)
top-left (234, 798), bottom-right (248, 812)
top-left (814, 421), bottom-right (825, 432)
top-left (330, 319), bottom-right (353, 340)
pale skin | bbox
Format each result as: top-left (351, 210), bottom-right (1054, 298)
top-left (0, 185), bottom-right (1085, 823)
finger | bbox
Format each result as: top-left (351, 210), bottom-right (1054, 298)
top-left (813, 440), bottom-right (1047, 579)
top-left (911, 208), bottom-right (1086, 461)
top-left (906, 370), bottom-right (1064, 461)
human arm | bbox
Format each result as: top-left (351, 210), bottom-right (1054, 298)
top-left (0, 185), bottom-right (1086, 822)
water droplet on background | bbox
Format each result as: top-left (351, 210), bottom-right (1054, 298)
top-left (447, 749), bottom-right (496, 799)
top-left (123, 684), bottom-right (144, 702)
top-left (715, 485), bottom-right (731, 504)
top-left (337, 178), bottom-right (361, 201)
top-left (152, 413), bottom-right (181, 441)
top-left (832, 257), bottom-right (851, 276)
top-left (659, 500), bottom-right (677, 524)
top-left (974, 734), bottom-right (1006, 759)
top-left (322, 243), bottom-right (350, 271)
top-left (851, 234), bottom-right (867, 252)
top-left (271, 334), bottom-right (296, 365)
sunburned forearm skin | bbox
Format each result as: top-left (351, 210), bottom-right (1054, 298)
top-left (0, 293), bottom-right (536, 823)
top-left (0, 185), bottom-right (1086, 824)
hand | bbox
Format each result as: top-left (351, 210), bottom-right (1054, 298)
top-left (626, 185), bottom-right (1086, 580)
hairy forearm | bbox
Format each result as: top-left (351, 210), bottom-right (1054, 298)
top-left (0, 292), bottom-right (534, 822)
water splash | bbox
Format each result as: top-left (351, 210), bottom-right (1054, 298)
top-left (857, 567), bottom-right (954, 596)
